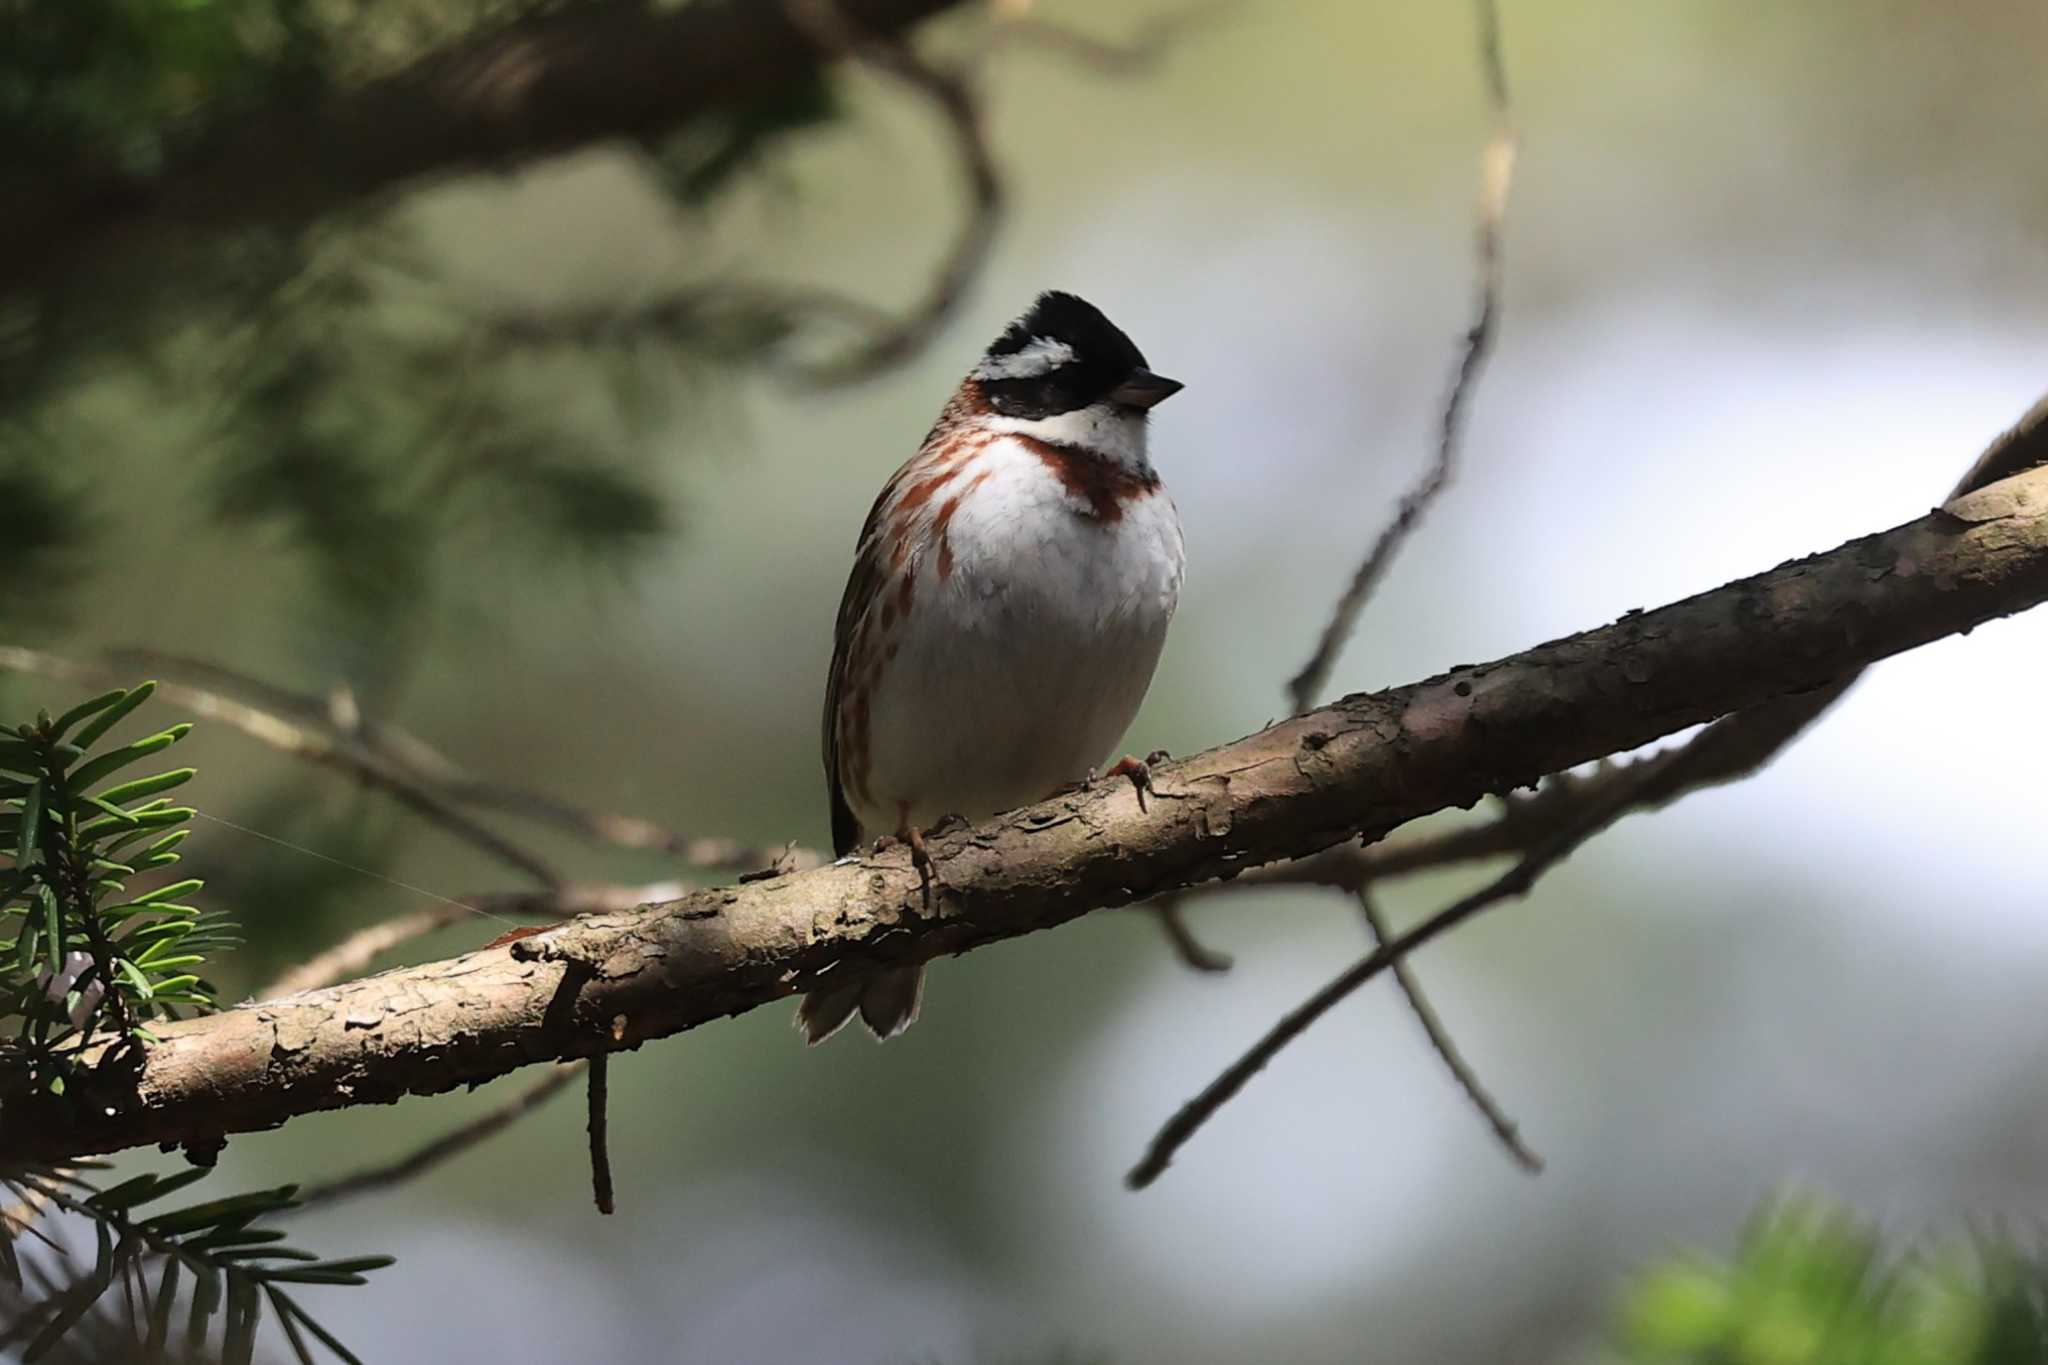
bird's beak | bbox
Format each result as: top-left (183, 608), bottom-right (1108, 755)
top-left (1109, 368), bottom-right (1184, 410)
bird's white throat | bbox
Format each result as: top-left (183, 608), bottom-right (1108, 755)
top-left (985, 402), bottom-right (1153, 475)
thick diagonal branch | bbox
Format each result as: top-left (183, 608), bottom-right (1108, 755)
top-left (6, 465), bottom-right (2048, 1162)
top-left (1, 0), bottom-right (966, 303)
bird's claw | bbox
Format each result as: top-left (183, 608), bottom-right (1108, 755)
top-left (1103, 749), bottom-right (1170, 812)
top-left (886, 821), bottom-right (952, 913)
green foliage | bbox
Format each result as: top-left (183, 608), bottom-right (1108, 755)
top-left (2, 0), bottom-right (866, 664)
top-left (204, 259), bottom-right (678, 656)
top-left (1, 1162), bottom-right (392, 1365)
top-left (0, 681), bottom-right (234, 1094)
top-left (0, 0), bottom-right (328, 179)
top-left (1609, 1198), bottom-right (2048, 1365)
top-left (0, 684), bottom-right (389, 1363)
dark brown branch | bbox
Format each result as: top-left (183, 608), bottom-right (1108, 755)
top-left (1357, 890), bottom-right (1541, 1172)
top-left (260, 882), bottom-right (684, 999)
top-left (1284, 0), bottom-right (1517, 715)
top-left (294, 1063), bottom-right (583, 1213)
top-left (7, 453), bottom-right (2048, 1163)
top-left (0, 0), bottom-right (970, 305)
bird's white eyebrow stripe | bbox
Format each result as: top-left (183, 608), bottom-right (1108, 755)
top-left (973, 335), bottom-right (1076, 381)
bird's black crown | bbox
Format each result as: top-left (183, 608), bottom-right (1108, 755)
top-left (972, 291), bottom-right (1158, 420)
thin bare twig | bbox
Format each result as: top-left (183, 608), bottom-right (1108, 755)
top-left (1358, 889), bottom-right (1540, 1172)
top-left (1151, 897), bottom-right (1233, 973)
top-left (993, 0), bottom-right (1236, 73)
top-left (293, 1063), bottom-right (584, 1212)
top-left (1129, 784), bottom-right (1627, 1190)
top-left (587, 1055), bottom-right (615, 1217)
top-left (1247, 388), bottom-right (2048, 899)
top-left (93, 645), bottom-right (813, 872)
top-left (1284, 0), bottom-right (1517, 715)
top-left (466, 2), bottom-right (1224, 388)
top-left (1152, 346), bottom-right (2048, 1188)
top-left (259, 881), bottom-right (685, 998)
top-left (777, 0), bottom-right (1004, 387)
top-left (0, 646), bottom-right (560, 888)
top-left (438, 783), bottom-right (825, 873)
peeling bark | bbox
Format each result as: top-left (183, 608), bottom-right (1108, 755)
top-left (7, 466), bottom-right (2048, 1162)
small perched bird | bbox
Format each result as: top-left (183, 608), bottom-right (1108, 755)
top-left (801, 291), bottom-right (1186, 1043)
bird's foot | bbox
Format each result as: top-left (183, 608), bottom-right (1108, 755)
top-left (1101, 750), bottom-right (1171, 812)
top-left (879, 815), bottom-right (959, 912)
top-left (904, 823), bottom-right (938, 912)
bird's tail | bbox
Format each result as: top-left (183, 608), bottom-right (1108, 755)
top-left (796, 964), bottom-right (925, 1044)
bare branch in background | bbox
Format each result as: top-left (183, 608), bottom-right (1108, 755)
top-left (1150, 395), bottom-right (2048, 1189)
top-left (1357, 890), bottom-right (1541, 1173)
top-left (994, 0), bottom-right (1237, 73)
top-left (0, 646), bottom-right (816, 874)
top-left (770, 0), bottom-right (1004, 387)
top-left (294, 1063), bottom-right (585, 1213)
top-left (469, 2), bottom-right (1221, 389)
top-left (0, 646), bottom-right (560, 888)
top-left (12, 446), bottom-right (2048, 1164)
top-left (1247, 374), bottom-right (2048, 924)
top-left (1261, 0), bottom-right (1526, 1183)
top-left (1129, 789), bottom-right (1621, 1189)
top-left (1205, 737), bottom-right (1799, 900)
top-left (1284, 0), bottom-right (1518, 716)
top-left (1151, 898), bottom-right (1234, 973)
top-left (471, 284), bottom-right (893, 361)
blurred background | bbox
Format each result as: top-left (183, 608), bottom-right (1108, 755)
top-left (5, 0), bottom-right (2048, 1361)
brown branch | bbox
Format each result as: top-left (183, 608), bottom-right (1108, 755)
top-left (293, 1062), bottom-right (584, 1213)
top-left (1143, 398), bottom-right (2048, 1182)
top-left (1159, 385), bottom-right (2048, 1186)
top-left (1, 0), bottom-right (972, 305)
top-left (1357, 889), bottom-right (1540, 1172)
top-left (1284, 0), bottom-right (1517, 715)
top-left (1241, 382), bottom-right (2048, 901)
top-left (1212, 732), bottom-right (1800, 899)
top-left (6, 452), bottom-right (2048, 1163)
top-left (259, 882), bottom-right (685, 999)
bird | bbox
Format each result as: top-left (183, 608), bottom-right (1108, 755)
top-left (800, 290), bottom-right (1186, 1043)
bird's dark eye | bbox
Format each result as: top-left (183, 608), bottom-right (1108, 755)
top-left (982, 372), bottom-right (1083, 420)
